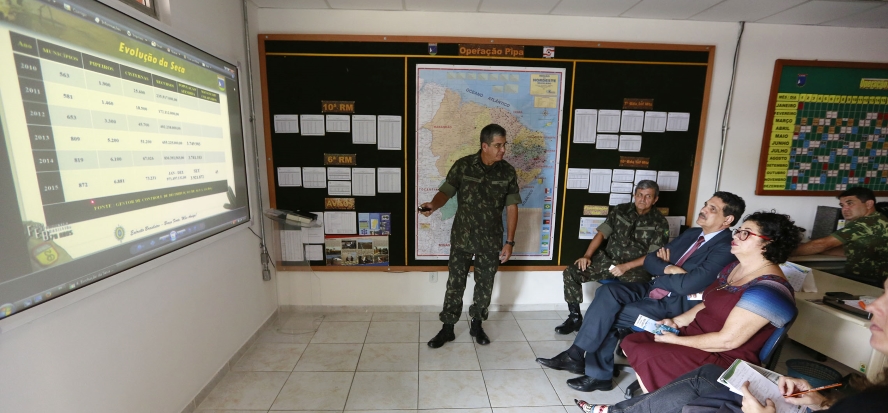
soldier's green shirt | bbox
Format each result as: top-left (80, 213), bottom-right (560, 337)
top-left (439, 152), bottom-right (521, 253)
top-left (596, 202), bottom-right (670, 275)
top-left (831, 212), bottom-right (888, 285)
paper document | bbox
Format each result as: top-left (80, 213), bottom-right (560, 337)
top-left (280, 229), bottom-right (305, 262)
top-left (634, 314), bottom-right (680, 335)
top-left (657, 171), bottom-right (679, 191)
top-left (324, 211), bottom-right (357, 234)
top-left (666, 112), bottom-right (690, 132)
top-left (305, 244), bottom-right (324, 261)
top-left (567, 168), bottom-right (591, 189)
top-left (635, 170), bottom-right (658, 185)
top-left (610, 182), bottom-right (633, 193)
top-left (300, 114), bottom-right (325, 136)
top-left (780, 261), bottom-right (817, 292)
top-left (597, 110), bottom-right (621, 132)
top-left (273, 114), bottom-right (299, 133)
top-left (574, 109), bottom-right (598, 143)
top-left (352, 115), bottom-right (377, 144)
top-left (326, 114), bottom-right (350, 133)
top-left (618, 135), bottom-right (642, 152)
top-left (579, 217), bottom-right (606, 239)
top-left (377, 168), bottom-right (401, 193)
top-left (277, 167), bottom-right (302, 187)
top-left (620, 110), bottom-right (644, 133)
top-left (609, 193), bottom-right (631, 205)
top-left (588, 169), bottom-right (612, 193)
top-left (596, 134), bottom-right (618, 150)
top-left (352, 168), bottom-right (376, 196)
top-left (643, 111), bottom-right (667, 133)
top-left (302, 167), bottom-right (327, 188)
top-left (328, 181), bottom-right (351, 196)
top-left (612, 169), bottom-right (635, 183)
top-left (378, 115), bottom-right (402, 150)
top-left (327, 167), bottom-right (351, 181)
top-left (665, 216), bottom-right (686, 239)
top-left (718, 359), bottom-right (805, 413)
top-left (304, 212), bottom-right (325, 243)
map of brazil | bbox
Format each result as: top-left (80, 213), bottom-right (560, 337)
top-left (415, 64), bottom-right (565, 260)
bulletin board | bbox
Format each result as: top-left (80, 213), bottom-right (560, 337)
top-left (756, 59), bottom-right (888, 196)
top-left (258, 35), bottom-right (714, 270)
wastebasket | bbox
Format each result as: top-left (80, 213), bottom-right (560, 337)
top-left (785, 359), bottom-right (843, 388)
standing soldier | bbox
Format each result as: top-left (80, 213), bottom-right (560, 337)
top-left (420, 124), bottom-right (521, 347)
top-left (554, 180), bottom-right (670, 334)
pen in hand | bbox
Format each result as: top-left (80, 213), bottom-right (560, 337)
top-left (787, 382), bottom-right (842, 397)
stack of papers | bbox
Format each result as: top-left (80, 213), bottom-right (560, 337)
top-left (779, 262), bottom-right (818, 292)
top-left (717, 359), bottom-right (805, 413)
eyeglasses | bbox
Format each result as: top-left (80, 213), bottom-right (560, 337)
top-left (732, 228), bottom-right (771, 241)
top-left (490, 143), bottom-right (509, 149)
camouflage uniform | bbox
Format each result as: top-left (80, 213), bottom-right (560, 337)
top-left (831, 212), bottom-right (888, 285)
top-left (562, 202), bottom-right (669, 304)
top-left (438, 151), bottom-right (521, 324)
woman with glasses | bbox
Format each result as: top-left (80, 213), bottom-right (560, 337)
top-left (617, 211), bottom-right (803, 393)
top-left (575, 275), bottom-right (888, 413)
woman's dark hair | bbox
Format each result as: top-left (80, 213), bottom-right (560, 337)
top-left (742, 211), bottom-right (803, 264)
top-left (824, 366), bottom-right (888, 408)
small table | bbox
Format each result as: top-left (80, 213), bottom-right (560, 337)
top-left (790, 269), bottom-right (884, 381)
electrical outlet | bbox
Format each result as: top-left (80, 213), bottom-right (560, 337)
top-left (429, 272), bottom-right (438, 283)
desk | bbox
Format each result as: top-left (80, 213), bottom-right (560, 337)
top-left (789, 254), bottom-right (846, 274)
top-left (790, 269), bottom-right (884, 381)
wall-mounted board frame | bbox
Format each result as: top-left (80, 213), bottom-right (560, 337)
top-left (258, 35), bottom-right (715, 270)
top-left (756, 59), bottom-right (888, 196)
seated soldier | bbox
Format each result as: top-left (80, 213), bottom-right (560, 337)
top-left (793, 186), bottom-right (888, 287)
top-left (555, 180), bottom-right (669, 334)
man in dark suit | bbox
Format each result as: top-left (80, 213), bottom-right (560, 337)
top-left (536, 191), bottom-right (745, 392)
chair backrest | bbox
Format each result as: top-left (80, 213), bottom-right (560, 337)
top-left (759, 311), bottom-right (798, 370)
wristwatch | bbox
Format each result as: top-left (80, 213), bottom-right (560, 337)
top-left (505, 240), bottom-right (515, 246)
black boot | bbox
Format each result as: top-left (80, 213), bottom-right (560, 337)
top-left (427, 323), bottom-right (455, 348)
top-left (555, 303), bottom-right (583, 334)
top-left (470, 318), bottom-right (490, 345)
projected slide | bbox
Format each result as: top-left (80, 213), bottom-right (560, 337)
top-left (0, 0), bottom-right (249, 319)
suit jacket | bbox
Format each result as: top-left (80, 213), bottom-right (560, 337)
top-left (642, 227), bottom-right (735, 313)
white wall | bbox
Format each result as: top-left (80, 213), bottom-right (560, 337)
top-left (0, 1), bottom-right (275, 413)
top-left (256, 9), bottom-right (888, 309)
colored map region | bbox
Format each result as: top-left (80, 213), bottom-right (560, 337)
top-left (415, 65), bottom-right (564, 260)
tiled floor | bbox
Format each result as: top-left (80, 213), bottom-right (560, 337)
top-left (195, 310), bottom-right (856, 413)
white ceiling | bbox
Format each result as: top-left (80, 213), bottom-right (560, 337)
top-left (250, 0), bottom-right (888, 28)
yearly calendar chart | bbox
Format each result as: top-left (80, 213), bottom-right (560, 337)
top-left (758, 60), bottom-right (888, 195)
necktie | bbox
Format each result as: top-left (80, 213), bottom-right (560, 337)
top-left (649, 236), bottom-right (705, 300)
top-left (675, 236), bottom-right (705, 267)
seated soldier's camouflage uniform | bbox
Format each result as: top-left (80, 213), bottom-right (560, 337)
top-left (831, 211), bottom-right (888, 286)
top-left (562, 202), bottom-right (669, 305)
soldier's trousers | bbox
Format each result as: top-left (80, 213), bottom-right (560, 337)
top-left (563, 252), bottom-right (654, 304)
top-left (562, 255), bottom-right (614, 305)
top-left (439, 248), bottom-right (500, 324)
